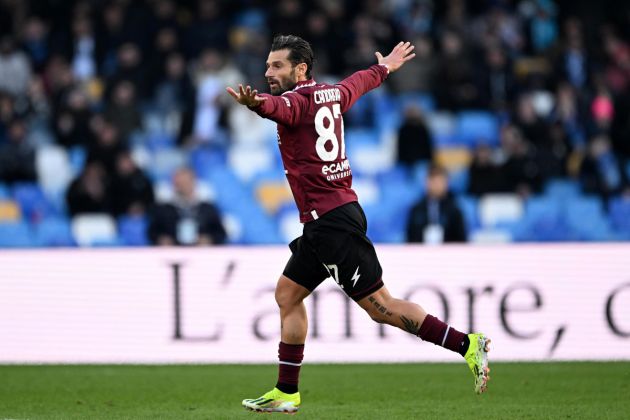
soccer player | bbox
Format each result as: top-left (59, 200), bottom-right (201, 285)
top-left (227, 35), bottom-right (490, 414)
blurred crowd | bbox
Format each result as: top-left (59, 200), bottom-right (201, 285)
top-left (1, 0), bottom-right (630, 245)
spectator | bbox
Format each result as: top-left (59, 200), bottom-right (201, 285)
top-left (71, 15), bottom-right (97, 82)
top-left (66, 161), bottom-right (110, 216)
top-left (406, 164), bottom-right (467, 243)
top-left (189, 49), bottom-right (227, 145)
top-left (389, 35), bottom-right (436, 94)
top-left (434, 30), bottom-right (479, 111)
top-left (53, 87), bottom-right (93, 148)
top-left (148, 167), bottom-right (226, 246)
top-left (109, 151), bottom-right (155, 217)
top-left (580, 135), bottom-right (629, 200)
top-left (477, 46), bottom-right (515, 111)
top-left (87, 118), bottom-right (126, 174)
top-left (104, 80), bottom-right (141, 140)
top-left (21, 16), bottom-right (50, 72)
top-left (500, 125), bottom-right (543, 197)
top-left (152, 52), bottom-right (194, 132)
top-left (0, 118), bottom-right (36, 184)
top-left (0, 36), bottom-right (32, 98)
top-left (468, 144), bottom-right (506, 196)
top-left (396, 104), bottom-right (433, 166)
top-left (184, 0), bottom-right (229, 57)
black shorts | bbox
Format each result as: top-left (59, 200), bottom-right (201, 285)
top-left (283, 201), bottom-right (384, 301)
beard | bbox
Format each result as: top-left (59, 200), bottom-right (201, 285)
top-left (269, 68), bottom-right (298, 96)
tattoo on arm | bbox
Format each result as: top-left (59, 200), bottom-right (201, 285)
top-left (368, 297), bottom-right (394, 318)
top-left (400, 316), bottom-right (420, 334)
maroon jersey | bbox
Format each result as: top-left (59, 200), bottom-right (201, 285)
top-left (251, 64), bottom-right (389, 223)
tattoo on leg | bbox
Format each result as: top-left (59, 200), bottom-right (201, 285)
top-left (369, 297), bottom-right (394, 318)
top-left (400, 316), bottom-right (420, 334)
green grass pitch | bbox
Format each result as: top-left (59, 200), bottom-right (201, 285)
top-left (1, 362), bottom-right (628, 419)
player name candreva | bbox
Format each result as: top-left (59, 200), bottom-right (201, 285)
top-left (313, 87), bottom-right (341, 104)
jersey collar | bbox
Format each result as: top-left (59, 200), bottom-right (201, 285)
top-left (293, 79), bottom-right (317, 91)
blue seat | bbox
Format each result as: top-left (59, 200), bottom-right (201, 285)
top-left (398, 92), bottom-right (436, 113)
top-left (609, 196), bottom-right (630, 239)
top-left (12, 182), bottom-right (55, 221)
top-left (0, 182), bottom-right (9, 199)
top-left (455, 111), bottom-right (499, 147)
top-left (564, 196), bottom-right (612, 241)
top-left (34, 217), bottom-right (75, 247)
top-left (69, 146), bottom-right (86, 174)
top-left (449, 169), bottom-right (469, 194)
top-left (118, 215), bottom-right (149, 246)
top-left (457, 196), bottom-right (479, 232)
top-left (544, 179), bottom-right (581, 199)
top-left (0, 221), bottom-right (33, 247)
top-left (190, 146), bottom-right (227, 179)
top-left (145, 133), bottom-right (176, 152)
top-left (345, 128), bottom-right (380, 146)
top-left (519, 196), bottom-right (568, 241)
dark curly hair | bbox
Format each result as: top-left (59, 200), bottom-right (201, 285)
top-left (271, 34), bottom-right (314, 79)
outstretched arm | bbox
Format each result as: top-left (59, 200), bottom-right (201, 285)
top-left (337, 41), bottom-right (416, 112)
top-left (226, 83), bottom-right (305, 126)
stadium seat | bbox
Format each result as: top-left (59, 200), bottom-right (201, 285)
top-left (36, 145), bottom-right (73, 194)
top-left (221, 212), bottom-right (243, 244)
top-left (544, 178), bottom-right (581, 199)
top-left (426, 112), bottom-right (456, 148)
top-left (71, 214), bottom-right (118, 247)
top-left (519, 196), bottom-right (568, 241)
top-left (448, 168), bottom-right (470, 194)
top-left (149, 149), bottom-right (188, 181)
top-left (455, 111), bottom-right (500, 147)
top-left (190, 146), bottom-right (227, 179)
top-left (345, 128), bottom-right (380, 146)
top-left (0, 200), bottom-right (21, 221)
top-left (256, 181), bottom-right (294, 214)
top-left (398, 92), bottom-right (436, 113)
top-left (0, 182), bottom-right (9, 199)
top-left (352, 177), bottom-right (380, 207)
top-left (12, 182), bottom-right (55, 222)
top-left (68, 146), bottom-right (86, 175)
top-left (470, 228), bottom-right (513, 243)
top-left (34, 217), bottom-right (75, 247)
top-left (564, 196), bottom-right (613, 241)
top-left (457, 196), bottom-right (479, 232)
top-left (228, 144), bottom-right (274, 182)
top-left (479, 194), bottom-right (524, 227)
top-left (277, 207), bottom-right (302, 243)
top-left (0, 221), bottom-right (33, 247)
top-left (145, 132), bottom-right (176, 152)
top-left (435, 148), bottom-right (472, 172)
top-left (118, 215), bottom-right (149, 246)
top-left (609, 196), bottom-right (630, 239)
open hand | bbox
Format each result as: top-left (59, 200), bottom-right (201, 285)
top-left (226, 84), bottom-right (267, 107)
top-left (375, 41), bottom-right (416, 73)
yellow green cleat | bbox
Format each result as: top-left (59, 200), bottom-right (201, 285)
top-left (242, 387), bottom-right (300, 414)
top-left (464, 333), bottom-right (491, 394)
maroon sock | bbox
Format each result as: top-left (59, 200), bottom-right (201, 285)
top-left (276, 342), bottom-right (304, 394)
top-left (417, 314), bottom-right (469, 356)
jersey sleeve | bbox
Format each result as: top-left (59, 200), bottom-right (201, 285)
top-left (336, 64), bottom-right (389, 113)
top-left (249, 92), bottom-right (307, 127)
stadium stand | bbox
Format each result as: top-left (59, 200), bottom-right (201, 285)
top-left (1, 0), bottom-right (630, 247)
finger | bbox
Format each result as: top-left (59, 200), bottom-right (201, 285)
top-left (405, 44), bottom-right (415, 54)
top-left (375, 51), bottom-right (383, 61)
top-left (246, 85), bottom-right (252, 95)
top-left (226, 87), bottom-right (239, 99)
top-left (252, 89), bottom-right (258, 96)
top-left (239, 84), bottom-right (245, 96)
top-left (403, 53), bottom-right (416, 61)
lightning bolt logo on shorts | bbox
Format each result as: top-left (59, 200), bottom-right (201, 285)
top-left (351, 266), bottom-right (361, 287)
